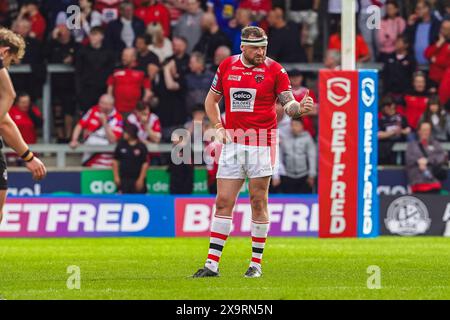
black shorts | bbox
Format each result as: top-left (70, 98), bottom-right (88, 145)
top-left (0, 149), bottom-right (7, 190)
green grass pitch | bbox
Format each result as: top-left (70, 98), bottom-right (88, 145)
top-left (0, 237), bottom-right (449, 300)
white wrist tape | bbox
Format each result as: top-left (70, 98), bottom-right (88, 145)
top-left (284, 100), bottom-right (299, 114)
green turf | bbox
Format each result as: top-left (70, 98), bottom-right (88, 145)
top-left (0, 237), bottom-right (449, 300)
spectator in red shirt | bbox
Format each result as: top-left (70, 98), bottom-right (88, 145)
top-left (107, 47), bottom-right (152, 115)
top-left (126, 101), bottom-right (162, 144)
top-left (9, 92), bottom-right (42, 145)
top-left (134, 0), bottom-right (171, 37)
top-left (404, 71), bottom-right (429, 130)
top-left (328, 29), bottom-right (371, 63)
top-left (95, 0), bottom-right (123, 24)
top-left (69, 94), bottom-right (124, 168)
top-left (424, 20), bottom-right (450, 90)
top-left (17, 0), bottom-right (46, 41)
top-left (239, 0), bottom-right (272, 22)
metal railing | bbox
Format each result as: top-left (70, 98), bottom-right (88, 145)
top-left (392, 142), bottom-right (450, 165)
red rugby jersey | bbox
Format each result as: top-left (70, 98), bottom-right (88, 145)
top-left (210, 54), bottom-right (291, 145)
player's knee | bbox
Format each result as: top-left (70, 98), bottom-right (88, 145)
top-left (250, 194), bottom-right (267, 213)
top-left (215, 196), bottom-right (235, 214)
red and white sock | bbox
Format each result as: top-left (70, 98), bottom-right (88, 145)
top-left (205, 215), bottom-right (232, 272)
top-left (250, 220), bottom-right (270, 272)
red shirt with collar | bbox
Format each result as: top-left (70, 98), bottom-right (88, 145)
top-left (107, 67), bottom-right (151, 113)
top-left (425, 42), bottom-right (450, 83)
top-left (79, 105), bottom-right (123, 140)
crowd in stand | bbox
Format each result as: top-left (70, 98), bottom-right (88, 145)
top-left (0, 0), bottom-right (449, 194)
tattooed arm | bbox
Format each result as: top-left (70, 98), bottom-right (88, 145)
top-left (278, 90), bottom-right (314, 119)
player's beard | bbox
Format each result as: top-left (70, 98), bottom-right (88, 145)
top-left (244, 53), bottom-right (266, 66)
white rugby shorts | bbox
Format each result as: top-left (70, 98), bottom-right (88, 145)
top-left (216, 142), bottom-right (278, 179)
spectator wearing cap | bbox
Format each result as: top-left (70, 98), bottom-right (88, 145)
top-left (75, 27), bottom-right (116, 114)
top-left (104, 1), bottom-right (146, 57)
top-left (16, 0), bottom-right (46, 41)
top-left (378, 96), bottom-right (411, 165)
top-left (267, 6), bottom-right (307, 63)
top-left (107, 47), bottom-right (152, 115)
top-left (113, 123), bottom-right (149, 194)
top-left (193, 12), bottom-right (231, 64)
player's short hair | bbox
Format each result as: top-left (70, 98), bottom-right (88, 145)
top-left (241, 26), bottom-right (267, 41)
top-left (0, 28), bottom-right (26, 61)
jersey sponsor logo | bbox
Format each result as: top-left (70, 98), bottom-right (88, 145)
top-left (327, 77), bottom-right (351, 107)
top-left (242, 72), bottom-right (252, 75)
top-left (231, 66), bottom-right (245, 70)
top-left (230, 88), bottom-right (256, 112)
top-left (361, 78), bottom-right (375, 107)
top-left (253, 68), bottom-right (265, 72)
top-left (227, 74), bottom-right (242, 81)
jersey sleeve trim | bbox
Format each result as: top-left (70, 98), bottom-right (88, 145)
top-left (210, 87), bottom-right (223, 95)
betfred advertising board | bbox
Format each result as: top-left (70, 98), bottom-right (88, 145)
top-left (0, 195), bottom-right (174, 237)
top-left (175, 196), bottom-right (318, 237)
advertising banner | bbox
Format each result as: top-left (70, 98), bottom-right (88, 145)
top-left (175, 196), bottom-right (318, 237)
top-left (7, 172), bottom-right (81, 195)
top-left (318, 70), bottom-right (379, 238)
top-left (0, 196), bottom-right (175, 237)
top-left (380, 195), bottom-right (450, 236)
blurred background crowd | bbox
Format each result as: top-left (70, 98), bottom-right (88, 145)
top-left (0, 0), bottom-right (449, 194)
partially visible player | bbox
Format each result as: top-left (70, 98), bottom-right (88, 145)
top-left (0, 28), bottom-right (47, 223)
top-left (193, 26), bottom-right (313, 278)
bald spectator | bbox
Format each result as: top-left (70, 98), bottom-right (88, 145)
top-left (70, 94), bottom-right (124, 168)
top-left (173, 0), bottom-right (204, 53)
top-left (16, 0), bottom-right (46, 41)
top-left (267, 6), bottom-right (307, 63)
top-left (107, 48), bottom-right (152, 115)
top-left (210, 45), bottom-right (231, 72)
top-left (193, 12), bottom-right (231, 63)
top-left (324, 49), bottom-right (341, 70)
top-left (104, 1), bottom-right (146, 57)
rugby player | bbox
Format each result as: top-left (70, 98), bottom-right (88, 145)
top-left (0, 28), bottom-right (47, 223)
top-left (193, 26), bottom-right (313, 278)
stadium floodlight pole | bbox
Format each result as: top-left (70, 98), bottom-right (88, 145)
top-left (341, 0), bottom-right (356, 70)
